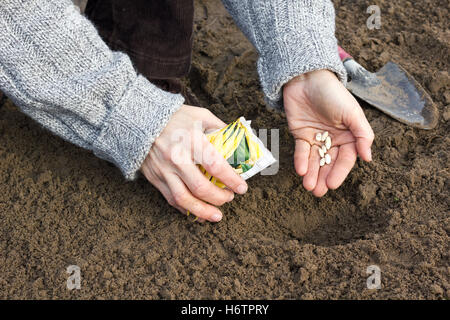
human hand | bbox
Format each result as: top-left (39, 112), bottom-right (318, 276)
top-left (283, 69), bottom-right (374, 197)
top-left (141, 105), bottom-right (248, 222)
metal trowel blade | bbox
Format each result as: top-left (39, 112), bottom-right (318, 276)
top-left (347, 61), bottom-right (438, 129)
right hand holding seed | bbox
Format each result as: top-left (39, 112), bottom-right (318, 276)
top-left (283, 70), bottom-right (375, 197)
top-left (141, 105), bottom-right (248, 222)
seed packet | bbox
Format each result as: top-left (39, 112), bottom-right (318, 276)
top-left (200, 117), bottom-right (276, 188)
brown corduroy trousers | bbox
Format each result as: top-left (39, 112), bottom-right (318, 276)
top-left (85, 0), bottom-right (195, 94)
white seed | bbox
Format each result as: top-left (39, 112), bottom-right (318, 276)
top-left (321, 145), bottom-right (327, 154)
top-left (325, 154), bottom-right (331, 164)
top-left (315, 133), bottom-right (322, 142)
top-left (320, 158), bottom-right (326, 167)
top-left (319, 148), bottom-right (325, 158)
top-left (321, 131), bottom-right (329, 142)
top-left (325, 136), bottom-right (331, 150)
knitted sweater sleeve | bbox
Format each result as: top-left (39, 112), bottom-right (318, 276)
top-left (0, 0), bottom-right (184, 179)
top-left (221, 0), bottom-right (347, 108)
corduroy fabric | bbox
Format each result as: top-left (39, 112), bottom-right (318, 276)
top-left (85, 0), bottom-right (195, 80)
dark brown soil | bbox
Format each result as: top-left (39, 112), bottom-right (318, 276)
top-left (0, 0), bottom-right (448, 299)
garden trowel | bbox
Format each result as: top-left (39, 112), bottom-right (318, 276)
top-left (338, 46), bottom-right (438, 129)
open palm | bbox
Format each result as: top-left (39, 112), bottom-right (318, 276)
top-left (283, 70), bottom-right (374, 197)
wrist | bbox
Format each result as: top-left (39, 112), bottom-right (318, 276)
top-left (287, 69), bottom-right (337, 86)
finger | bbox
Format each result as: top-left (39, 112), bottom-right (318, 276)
top-left (165, 173), bottom-right (223, 222)
top-left (294, 139), bottom-right (310, 176)
top-left (302, 145), bottom-right (321, 191)
top-left (312, 148), bottom-right (337, 197)
top-left (175, 161), bottom-right (234, 206)
top-left (145, 163), bottom-right (206, 224)
top-left (326, 143), bottom-right (357, 190)
top-left (148, 175), bottom-right (185, 212)
top-left (201, 136), bottom-right (248, 194)
top-left (141, 160), bottom-right (179, 208)
top-left (346, 108), bottom-right (374, 162)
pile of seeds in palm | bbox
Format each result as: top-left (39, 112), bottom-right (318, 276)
top-left (315, 131), bottom-right (332, 167)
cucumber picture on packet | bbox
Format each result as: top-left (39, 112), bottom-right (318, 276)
top-left (200, 117), bottom-right (276, 189)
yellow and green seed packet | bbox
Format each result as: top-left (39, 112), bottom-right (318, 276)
top-left (200, 117), bottom-right (276, 189)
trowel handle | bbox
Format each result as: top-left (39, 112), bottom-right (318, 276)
top-left (338, 46), bottom-right (374, 84)
top-left (338, 46), bottom-right (353, 62)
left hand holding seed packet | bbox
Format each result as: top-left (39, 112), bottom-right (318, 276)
top-left (141, 106), bottom-right (275, 223)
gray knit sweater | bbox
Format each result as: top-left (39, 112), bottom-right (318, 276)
top-left (0, 0), bottom-right (346, 179)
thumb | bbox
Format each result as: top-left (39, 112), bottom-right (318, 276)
top-left (201, 109), bottom-right (227, 131)
top-left (346, 106), bottom-right (374, 162)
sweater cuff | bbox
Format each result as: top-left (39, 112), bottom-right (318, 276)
top-left (258, 30), bottom-right (347, 109)
top-left (93, 76), bottom-right (184, 180)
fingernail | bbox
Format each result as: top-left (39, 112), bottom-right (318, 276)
top-left (228, 193), bottom-right (235, 202)
top-left (211, 213), bottom-right (222, 222)
top-left (368, 149), bottom-right (372, 161)
top-left (237, 184), bottom-right (248, 194)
